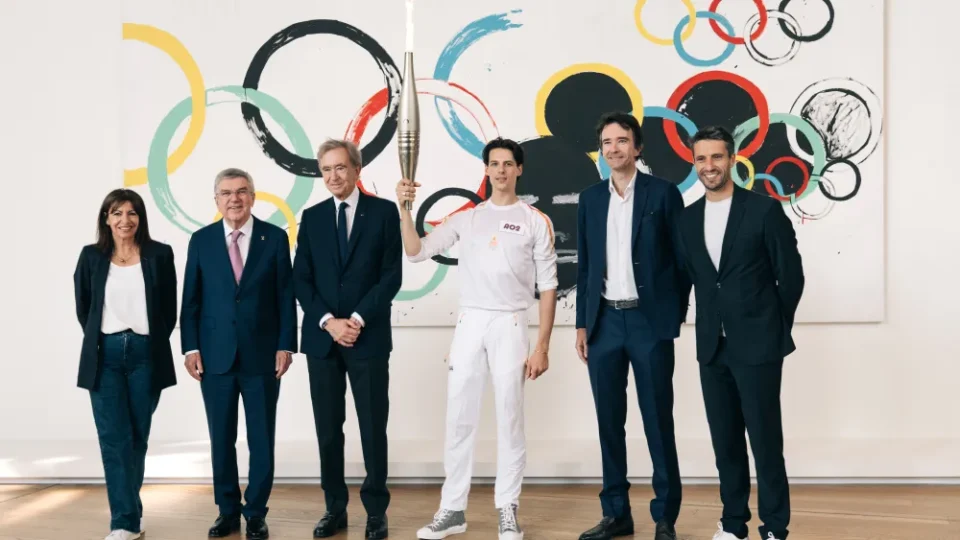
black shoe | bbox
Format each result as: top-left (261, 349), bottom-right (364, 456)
top-left (655, 520), bottom-right (677, 540)
top-left (246, 516), bottom-right (269, 539)
top-left (208, 514), bottom-right (241, 537)
top-left (578, 515), bottom-right (635, 540)
top-left (314, 509), bottom-right (347, 537)
top-left (365, 515), bottom-right (388, 539)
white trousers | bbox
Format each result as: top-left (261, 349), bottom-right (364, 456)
top-left (439, 308), bottom-right (529, 511)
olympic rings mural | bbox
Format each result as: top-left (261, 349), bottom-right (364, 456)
top-left (122, 0), bottom-right (881, 307)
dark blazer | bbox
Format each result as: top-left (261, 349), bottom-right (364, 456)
top-left (674, 185), bottom-right (805, 365)
top-left (293, 190), bottom-right (402, 360)
top-left (179, 217), bottom-right (298, 374)
top-left (73, 240), bottom-right (178, 392)
top-left (576, 170), bottom-right (692, 342)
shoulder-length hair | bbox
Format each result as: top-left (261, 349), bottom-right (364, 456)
top-left (95, 189), bottom-right (153, 254)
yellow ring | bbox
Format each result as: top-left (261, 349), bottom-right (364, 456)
top-left (213, 192), bottom-right (298, 249)
top-left (736, 155), bottom-right (756, 190)
top-left (122, 23), bottom-right (205, 187)
top-left (535, 63), bottom-right (644, 138)
top-left (635, 0), bottom-right (697, 46)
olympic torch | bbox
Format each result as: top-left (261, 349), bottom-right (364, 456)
top-left (398, 0), bottom-right (420, 211)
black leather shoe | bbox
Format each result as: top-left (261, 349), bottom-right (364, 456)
top-left (313, 509), bottom-right (347, 537)
top-left (578, 515), bottom-right (635, 540)
top-left (208, 514), bottom-right (241, 537)
top-left (655, 520), bottom-right (677, 540)
top-left (365, 515), bottom-right (388, 539)
top-left (246, 516), bottom-right (269, 539)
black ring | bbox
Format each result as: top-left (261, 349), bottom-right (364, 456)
top-left (817, 157), bottom-right (861, 201)
top-left (242, 20), bottom-right (401, 177)
top-left (778, 0), bottom-right (834, 42)
top-left (415, 188), bottom-right (484, 266)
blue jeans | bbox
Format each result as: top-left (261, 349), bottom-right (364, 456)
top-left (89, 330), bottom-right (159, 532)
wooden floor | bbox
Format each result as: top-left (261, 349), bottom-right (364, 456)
top-left (1, 483), bottom-right (958, 539)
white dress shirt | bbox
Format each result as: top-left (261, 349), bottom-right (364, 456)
top-left (319, 186), bottom-right (365, 330)
top-left (101, 262), bottom-right (149, 335)
top-left (602, 170), bottom-right (641, 301)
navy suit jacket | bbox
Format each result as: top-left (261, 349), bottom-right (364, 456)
top-left (73, 240), bottom-right (178, 392)
top-left (576, 170), bottom-right (691, 342)
top-left (674, 185), bottom-right (804, 364)
top-left (179, 216), bottom-right (298, 375)
top-left (293, 190), bottom-right (402, 360)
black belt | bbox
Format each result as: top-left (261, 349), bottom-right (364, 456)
top-left (602, 297), bottom-right (638, 309)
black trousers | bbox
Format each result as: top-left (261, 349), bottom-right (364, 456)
top-left (307, 349), bottom-right (390, 517)
top-left (699, 337), bottom-right (790, 540)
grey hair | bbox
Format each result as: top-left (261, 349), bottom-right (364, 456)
top-left (214, 167), bottom-right (255, 192)
top-left (316, 138), bottom-right (362, 168)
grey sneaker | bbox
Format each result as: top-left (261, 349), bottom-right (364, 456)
top-left (498, 503), bottom-right (523, 540)
top-left (416, 508), bottom-right (467, 539)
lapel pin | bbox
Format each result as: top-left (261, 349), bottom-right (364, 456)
top-left (261, 235), bottom-right (265, 240)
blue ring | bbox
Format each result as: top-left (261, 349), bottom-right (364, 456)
top-left (673, 11), bottom-right (736, 67)
top-left (597, 107), bottom-right (699, 192)
top-left (752, 173), bottom-right (787, 197)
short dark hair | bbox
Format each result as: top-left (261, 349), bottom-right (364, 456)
top-left (95, 189), bottom-right (152, 254)
top-left (596, 111), bottom-right (644, 153)
top-left (688, 125), bottom-right (735, 158)
top-left (482, 137), bottom-right (524, 167)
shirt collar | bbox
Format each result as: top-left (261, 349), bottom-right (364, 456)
top-left (223, 215), bottom-right (254, 238)
top-left (608, 169), bottom-right (638, 196)
top-left (334, 185), bottom-right (361, 208)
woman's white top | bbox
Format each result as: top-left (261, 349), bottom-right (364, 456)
top-left (100, 262), bottom-right (150, 335)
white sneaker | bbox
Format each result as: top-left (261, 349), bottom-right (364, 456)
top-left (713, 522), bottom-right (743, 539)
top-left (416, 508), bottom-right (468, 539)
top-left (498, 503), bottom-right (523, 540)
top-left (104, 530), bottom-right (142, 540)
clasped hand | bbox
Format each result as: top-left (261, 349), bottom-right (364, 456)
top-left (327, 317), bottom-right (362, 347)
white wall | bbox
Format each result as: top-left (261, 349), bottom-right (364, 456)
top-left (1, 0), bottom-right (958, 482)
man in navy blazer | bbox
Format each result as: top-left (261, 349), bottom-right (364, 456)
top-left (180, 167), bottom-right (298, 540)
top-left (292, 139), bottom-right (401, 539)
top-left (575, 112), bottom-right (691, 540)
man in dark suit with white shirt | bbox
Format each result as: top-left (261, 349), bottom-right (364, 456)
top-left (673, 125), bottom-right (804, 540)
top-left (293, 139), bottom-right (402, 539)
top-left (575, 112), bottom-right (690, 540)
top-left (180, 167), bottom-right (298, 539)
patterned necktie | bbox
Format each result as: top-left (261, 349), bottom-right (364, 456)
top-left (337, 201), bottom-right (349, 264)
top-left (229, 229), bottom-right (244, 283)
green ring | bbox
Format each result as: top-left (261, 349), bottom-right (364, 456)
top-left (733, 112), bottom-right (826, 203)
top-left (147, 85), bottom-right (314, 233)
top-left (395, 223), bottom-right (450, 301)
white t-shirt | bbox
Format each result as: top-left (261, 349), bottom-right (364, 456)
top-left (409, 200), bottom-right (559, 312)
top-left (101, 262), bottom-right (150, 335)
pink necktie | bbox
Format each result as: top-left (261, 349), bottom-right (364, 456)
top-left (229, 229), bottom-right (244, 283)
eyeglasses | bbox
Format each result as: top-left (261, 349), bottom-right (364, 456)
top-left (217, 188), bottom-right (252, 198)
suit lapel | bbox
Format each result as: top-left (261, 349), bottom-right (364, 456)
top-left (239, 217), bottom-right (266, 289)
top-left (717, 187), bottom-right (746, 276)
top-left (688, 197), bottom-right (716, 278)
top-left (343, 192), bottom-right (367, 268)
top-left (139, 242), bottom-right (156, 332)
top-left (595, 182), bottom-right (611, 276)
top-left (631, 171), bottom-right (648, 249)
top-left (213, 221), bottom-right (239, 290)
top-left (94, 250), bottom-right (111, 302)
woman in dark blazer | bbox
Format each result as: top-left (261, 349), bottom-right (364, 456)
top-left (73, 188), bottom-right (178, 540)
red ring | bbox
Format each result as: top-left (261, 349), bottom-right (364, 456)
top-left (764, 156), bottom-right (809, 201)
top-left (344, 85), bottom-right (489, 225)
top-left (708, 0), bottom-right (768, 45)
top-left (664, 71), bottom-right (770, 163)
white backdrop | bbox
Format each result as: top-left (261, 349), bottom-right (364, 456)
top-left (119, 0), bottom-right (883, 327)
top-left (2, 0), bottom-right (959, 483)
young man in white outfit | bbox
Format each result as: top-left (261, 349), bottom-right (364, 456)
top-left (396, 137), bottom-right (559, 540)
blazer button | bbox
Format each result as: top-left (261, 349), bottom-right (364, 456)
top-left (716, 282), bottom-right (721, 288)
